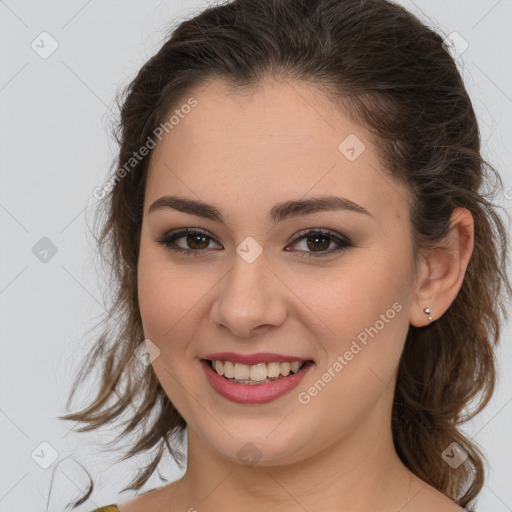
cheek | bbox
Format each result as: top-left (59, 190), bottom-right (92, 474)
top-left (296, 263), bottom-right (409, 428)
top-left (313, 258), bottom-right (407, 332)
top-left (137, 246), bottom-right (190, 346)
top-left (305, 250), bottom-right (412, 381)
top-left (137, 244), bottom-right (218, 360)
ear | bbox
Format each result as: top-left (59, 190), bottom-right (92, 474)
top-left (409, 207), bottom-right (474, 327)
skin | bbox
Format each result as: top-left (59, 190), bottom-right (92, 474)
top-left (120, 78), bottom-right (474, 512)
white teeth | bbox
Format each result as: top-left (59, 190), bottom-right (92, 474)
top-left (249, 363), bottom-right (268, 382)
top-left (223, 361), bottom-right (235, 378)
top-left (210, 360), bottom-right (307, 381)
top-left (213, 360), bottom-right (224, 376)
top-left (280, 362), bottom-right (291, 377)
top-left (267, 362), bottom-right (281, 378)
top-left (290, 361), bottom-right (301, 373)
top-left (234, 363), bottom-right (249, 380)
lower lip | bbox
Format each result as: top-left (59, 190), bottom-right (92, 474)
top-left (201, 359), bottom-right (314, 404)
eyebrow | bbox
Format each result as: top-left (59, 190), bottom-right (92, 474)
top-left (148, 195), bottom-right (373, 223)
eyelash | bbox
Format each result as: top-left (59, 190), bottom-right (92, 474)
top-left (155, 228), bottom-right (352, 259)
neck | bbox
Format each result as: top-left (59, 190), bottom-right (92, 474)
top-left (176, 403), bottom-right (415, 512)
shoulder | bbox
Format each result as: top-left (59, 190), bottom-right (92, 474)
top-left (405, 474), bottom-right (474, 512)
top-left (115, 481), bottom-right (184, 512)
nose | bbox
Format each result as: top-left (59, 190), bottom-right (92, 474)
top-left (210, 252), bottom-right (288, 338)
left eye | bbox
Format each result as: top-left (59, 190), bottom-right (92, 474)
top-left (156, 227), bottom-right (352, 259)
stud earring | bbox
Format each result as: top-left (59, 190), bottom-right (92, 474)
top-left (423, 306), bottom-right (432, 324)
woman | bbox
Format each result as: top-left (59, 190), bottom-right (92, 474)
top-left (58, 0), bottom-right (512, 511)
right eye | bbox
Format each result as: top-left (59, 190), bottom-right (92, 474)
top-left (156, 228), bottom-right (222, 257)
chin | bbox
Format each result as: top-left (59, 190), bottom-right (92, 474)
top-left (196, 420), bottom-right (317, 468)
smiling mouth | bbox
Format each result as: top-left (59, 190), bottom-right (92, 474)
top-left (204, 359), bottom-right (314, 385)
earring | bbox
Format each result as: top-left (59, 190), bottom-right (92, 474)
top-left (423, 306), bottom-right (432, 324)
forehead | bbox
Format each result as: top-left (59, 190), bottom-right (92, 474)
top-left (145, 78), bottom-right (410, 223)
top-left (152, 78), bottom-right (359, 163)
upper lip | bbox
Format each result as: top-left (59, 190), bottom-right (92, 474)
top-left (202, 352), bottom-right (313, 365)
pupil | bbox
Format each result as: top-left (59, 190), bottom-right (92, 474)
top-left (307, 235), bottom-right (329, 251)
top-left (188, 234), bottom-right (208, 249)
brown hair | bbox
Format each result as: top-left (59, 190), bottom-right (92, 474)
top-left (57, 0), bottom-right (512, 509)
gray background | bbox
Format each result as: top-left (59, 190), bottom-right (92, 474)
top-left (1, 1), bottom-right (511, 511)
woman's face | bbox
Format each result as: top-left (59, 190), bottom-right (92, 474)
top-left (137, 78), bottom-right (423, 466)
